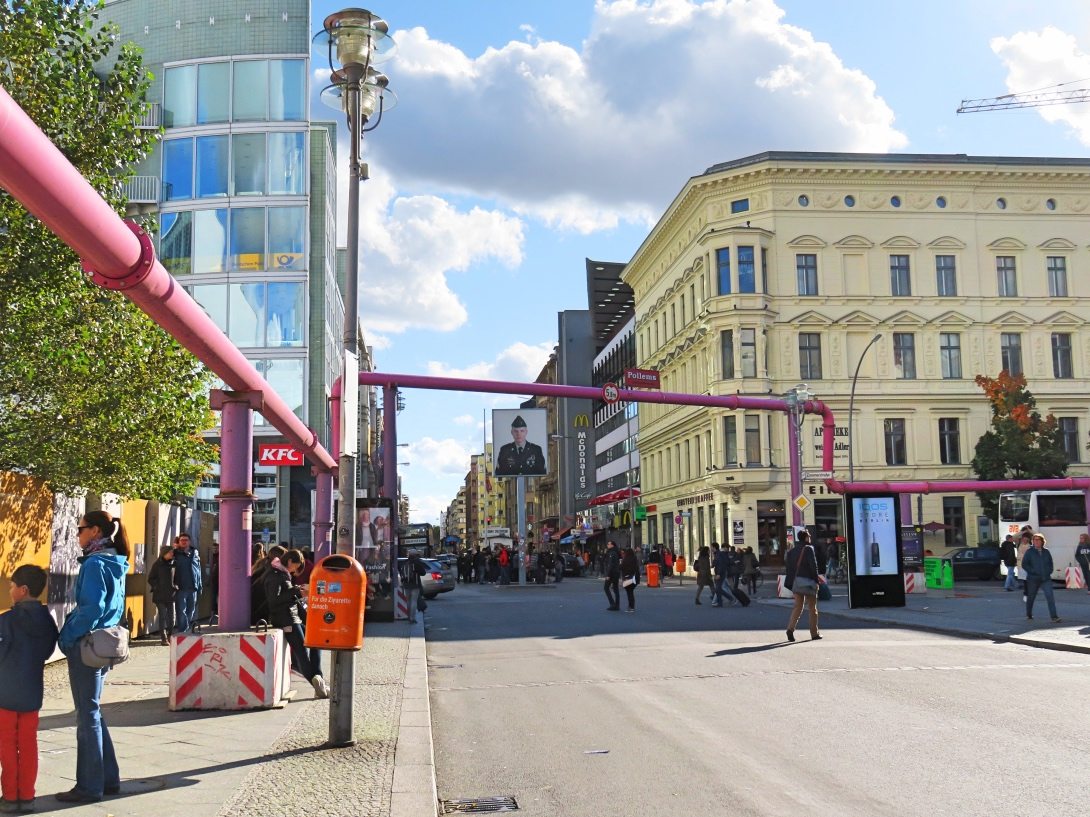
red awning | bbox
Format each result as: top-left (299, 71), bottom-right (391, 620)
top-left (588, 487), bottom-right (641, 507)
top-left (550, 527), bottom-right (572, 542)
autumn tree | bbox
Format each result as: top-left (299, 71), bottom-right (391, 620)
top-left (0, 0), bottom-right (216, 500)
top-left (971, 371), bottom-right (1068, 517)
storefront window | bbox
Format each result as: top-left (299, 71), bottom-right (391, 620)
top-left (230, 207), bottom-right (265, 271)
top-left (162, 138), bottom-right (193, 201)
top-left (163, 65), bottom-right (196, 127)
top-left (196, 62), bottom-right (230, 124)
top-left (195, 135), bottom-right (229, 198)
top-left (233, 133), bottom-right (266, 196)
top-left (192, 208), bottom-right (228, 273)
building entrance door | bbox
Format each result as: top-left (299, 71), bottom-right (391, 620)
top-left (757, 500), bottom-right (787, 566)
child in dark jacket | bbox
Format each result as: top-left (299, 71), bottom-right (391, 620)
top-left (0, 564), bottom-right (60, 813)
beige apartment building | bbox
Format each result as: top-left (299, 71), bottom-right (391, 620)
top-left (623, 152), bottom-right (1090, 567)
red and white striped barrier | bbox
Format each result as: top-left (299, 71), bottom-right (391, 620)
top-left (904, 572), bottom-right (927, 594)
top-left (1065, 566), bottom-right (1086, 590)
top-left (776, 575), bottom-right (793, 599)
top-left (169, 631), bottom-right (290, 711)
top-left (395, 587), bottom-right (410, 620)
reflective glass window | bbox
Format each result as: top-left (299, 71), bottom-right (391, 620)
top-left (233, 60), bottom-right (267, 121)
top-left (192, 208), bottom-right (228, 273)
top-left (163, 65), bottom-right (196, 127)
top-left (229, 283), bottom-right (266, 346)
top-left (232, 133), bottom-right (266, 195)
top-left (230, 207), bottom-right (265, 271)
top-left (268, 132), bottom-right (306, 195)
top-left (270, 60), bottom-right (306, 121)
top-left (196, 62), bottom-right (230, 124)
top-left (264, 358), bottom-right (305, 420)
top-left (268, 206), bottom-right (306, 271)
top-left (159, 211), bottom-right (192, 277)
top-left (267, 283), bottom-right (305, 347)
top-left (162, 138), bottom-right (193, 201)
top-left (195, 135), bottom-right (229, 197)
top-left (191, 284), bottom-right (228, 334)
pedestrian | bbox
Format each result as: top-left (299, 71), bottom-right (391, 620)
top-left (741, 546), bottom-right (759, 596)
top-left (475, 547), bottom-right (487, 585)
top-left (603, 540), bottom-right (621, 611)
top-left (147, 545), bottom-right (177, 645)
top-left (55, 510), bottom-right (129, 804)
top-left (262, 548), bottom-right (329, 698)
top-left (711, 543), bottom-right (736, 607)
top-left (1075, 533), bottom-right (1090, 593)
top-left (285, 549), bottom-right (322, 685)
top-left (663, 547), bottom-right (674, 578)
top-left (554, 550), bottom-right (564, 583)
top-left (620, 545), bottom-right (639, 612)
top-left (784, 529), bottom-right (822, 642)
top-left (824, 539), bottom-right (839, 583)
top-left (694, 545), bottom-right (714, 605)
top-left (250, 544), bottom-right (287, 625)
top-left (498, 546), bottom-right (511, 585)
top-left (1016, 528), bottom-right (1033, 592)
top-left (0, 564), bottom-right (59, 814)
top-left (727, 546), bottom-right (743, 591)
top-left (999, 534), bottom-right (1018, 592)
top-left (405, 551), bottom-right (428, 623)
top-left (208, 544), bottom-right (220, 624)
top-left (172, 533), bottom-right (202, 633)
top-left (1023, 533), bottom-right (1060, 622)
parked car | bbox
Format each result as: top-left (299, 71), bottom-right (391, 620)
top-left (561, 553), bottom-right (584, 577)
top-left (948, 546), bottom-right (1002, 581)
top-left (397, 557), bottom-right (455, 599)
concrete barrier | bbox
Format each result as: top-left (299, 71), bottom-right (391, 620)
top-left (904, 572), bottom-right (927, 593)
top-left (1065, 566), bottom-right (1085, 590)
top-left (169, 630), bottom-right (290, 710)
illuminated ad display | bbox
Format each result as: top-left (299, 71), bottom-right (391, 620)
top-left (851, 496), bottom-right (898, 576)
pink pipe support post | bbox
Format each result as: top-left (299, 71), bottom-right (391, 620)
top-left (383, 386), bottom-right (400, 600)
top-left (313, 471), bottom-right (334, 560)
top-left (0, 86), bottom-right (337, 634)
top-left (210, 391), bottom-right (261, 631)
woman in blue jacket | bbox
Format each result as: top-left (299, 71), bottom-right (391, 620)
top-left (55, 510), bottom-right (129, 804)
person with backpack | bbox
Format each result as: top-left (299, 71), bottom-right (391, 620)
top-left (406, 552), bottom-right (428, 623)
top-left (711, 543), bottom-right (736, 607)
top-left (1000, 535), bottom-right (1018, 592)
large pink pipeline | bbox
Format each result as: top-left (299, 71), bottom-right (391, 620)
top-left (0, 86), bottom-right (335, 474)
top-left (828, 476), bottom-right (1090, 494)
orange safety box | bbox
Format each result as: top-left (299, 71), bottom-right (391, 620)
top-left (645, 563), bottom-right (661, 588)
top-left (305, 554), bottom-right (366, 651)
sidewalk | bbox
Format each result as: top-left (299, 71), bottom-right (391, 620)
top-left (753, 579), bottom-right (1090, 654)
top-left (34, 619), bottom-right (436, 817)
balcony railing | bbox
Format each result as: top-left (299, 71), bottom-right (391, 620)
top-left (137, 102), bottom-right (161, 129)
top-left (123, 175), bottom-right (160, 205)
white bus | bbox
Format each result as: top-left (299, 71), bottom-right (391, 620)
top-left (998, 490), bottom-right (1088, 581)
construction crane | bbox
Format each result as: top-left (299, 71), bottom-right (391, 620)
top-left (958, 80), bottom-right (1090, 113)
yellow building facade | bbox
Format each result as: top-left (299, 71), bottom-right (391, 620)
top-left (624, 152), bottom-right (1090, 567)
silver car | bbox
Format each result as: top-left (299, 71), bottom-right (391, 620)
top-left (399, 557), bottom-right (455, 599)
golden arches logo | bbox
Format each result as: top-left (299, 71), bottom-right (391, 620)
top-left (572, 414), bottom-right (590, 428)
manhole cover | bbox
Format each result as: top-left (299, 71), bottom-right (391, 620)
top-left (439, 796), bottom-right (519, 814)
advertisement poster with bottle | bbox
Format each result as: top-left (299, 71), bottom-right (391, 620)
top-left (851, 496), bottom-right (898, 576)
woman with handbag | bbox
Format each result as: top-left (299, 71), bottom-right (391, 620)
top-left (620, 545), bottom-right (639, 612)
top-left (694, 545), bottom-right (714, 605)
top-left (784, 530), bottom-right (822, 642)
top-left (55, 510), bottom-right (130, 804)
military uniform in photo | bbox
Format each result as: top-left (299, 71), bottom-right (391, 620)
top-left (495, 415), bottom-right (546, 476)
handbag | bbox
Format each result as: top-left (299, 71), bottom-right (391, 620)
top-left (622, 576), bottom-right (636, 588)
top-left (817, 579), bottom-right (832, 601)
top-left (791, 546), bottom-right (818, 596)
top-left (80, 625), bottom-right (130, 669)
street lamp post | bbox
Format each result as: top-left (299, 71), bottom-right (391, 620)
top-left (848, 334), bottom-right (882, 484)
top-left (315, 7), bottom-right (393, 748)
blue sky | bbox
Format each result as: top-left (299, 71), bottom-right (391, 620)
top-left (309, 0), bottom-right (1090, 525)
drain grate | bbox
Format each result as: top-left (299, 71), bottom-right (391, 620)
top-left (439, 796), bottom-right (519, 814)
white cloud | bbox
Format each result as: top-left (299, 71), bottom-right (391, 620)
top-left (425, 341), bottom-right (555, 382)
top-left (990, 26), bottom-right (1090, 144)
top-left (409, 494), bottom-right (451, 524)
top-left (370, 0), bottom-right (906, 228)
top-left (451, 414), bottom-right (477, 426)
top-left (408, 437), bottom-right (475, 476)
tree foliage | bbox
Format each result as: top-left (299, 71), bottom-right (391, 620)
top-left (971, 371), bottom-right (1068, 517)
top-left (0, 0), bottom-right (217, 500)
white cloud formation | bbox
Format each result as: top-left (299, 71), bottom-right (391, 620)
top-left (371, 0), bottom-right (906, 229)
top-left (425, 341), bottom-right (555, 382)
top-left (408, 436), bottom-right (475, 476)
top-left (451, 414), bottom-right (478, 426)
top-left (990, 26), bottom-right (1090, 144)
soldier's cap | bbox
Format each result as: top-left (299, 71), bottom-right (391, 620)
top-left (511, 415), bottom-right (527, 428)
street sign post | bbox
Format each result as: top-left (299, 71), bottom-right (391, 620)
top-left (793, 495), bottom-right (811, 513)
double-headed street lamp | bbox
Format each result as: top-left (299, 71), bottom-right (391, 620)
top-left (314, 7), bottom-right (394, 748)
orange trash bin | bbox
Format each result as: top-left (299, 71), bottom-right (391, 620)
top-left (646, 563), bottom-right (661, 588)
top-left (305, 554), bottom-right (367, 651)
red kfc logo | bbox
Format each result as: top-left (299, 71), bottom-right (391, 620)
top-left (258, 444), bottom-right (304, 467)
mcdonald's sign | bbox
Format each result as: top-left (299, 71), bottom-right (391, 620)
top-left (572, 414), bottom-right (590, 428)
top-left (612, 510), bottom-right (632, 528)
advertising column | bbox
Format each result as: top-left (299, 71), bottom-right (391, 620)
top-left (847, 493), bottom-right (906, 609)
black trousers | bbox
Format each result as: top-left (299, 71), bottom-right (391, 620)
top-left (623, 582), bottom-right (636, 610)
top-left (604, 576), bottom-right (619, 608)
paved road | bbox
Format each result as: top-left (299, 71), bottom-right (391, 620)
top-left (427, 578), bottom-right (1090, 817)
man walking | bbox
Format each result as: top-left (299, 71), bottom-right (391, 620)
top-left (1075, 533), bottom-right (1090, 593)
top-left (603, 540), bottom-right (621, 611)
top-left (711, 543), bottom-right (735, 607)
top-left (173, 533), bottom-right (202, 633)
top-left (1023, 533), bottom-right (1060, 623)
top-left (1000, 534), bottom-right (1018, 592)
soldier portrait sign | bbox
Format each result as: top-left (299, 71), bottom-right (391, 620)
top-left (493, 408), bottom-right (549, 477)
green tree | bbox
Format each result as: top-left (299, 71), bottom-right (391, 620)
top-left (971, 371), bottom-right (1068, 517)
top-left (0, 0), bottom-right (216, 500)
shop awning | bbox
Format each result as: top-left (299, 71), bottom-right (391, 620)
top-left (550, 526), bottom-right (572, 542)
top-left (588, 487), bottom-right (641, 507)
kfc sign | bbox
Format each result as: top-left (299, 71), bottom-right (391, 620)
top-left (258, 444), bottom-right (304, 467)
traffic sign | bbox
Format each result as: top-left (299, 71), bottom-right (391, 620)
top-left (793, 495), bottom-right (811, 513)
top-left (602, 381), bottom-right (621, 404)
top-left (674, 514), bottom-right (682, 525)
top-left (803, 470), bottom-right (833, 481)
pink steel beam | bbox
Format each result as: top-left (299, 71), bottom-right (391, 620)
top-left (828, 477), bottom-right (1090, 494)
top-left (0, 86), bottom-right (335, 474)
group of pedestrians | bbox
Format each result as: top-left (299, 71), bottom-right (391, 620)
top-left (693, 543), bottom-right (757, 605)
top-left (146, 533), bottom-right (203, 644)
top-left (602, 539), bottom-right (640, 612)
top-left (1000, 527), bottom-right (1063, 622)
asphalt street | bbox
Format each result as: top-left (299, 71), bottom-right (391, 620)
top-left (426, 577), bottom-right (1090, 817)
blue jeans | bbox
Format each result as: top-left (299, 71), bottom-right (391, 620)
top-left (1004, 565), bottom-right (1018, 591)
top-left (713, 576), bottom-right (735, 605)
top-left (175, 590), bottom-right (198, 632)
top-left (1025, 578), bottom-right (1058, 619)
top-left (64, 644), bottom-right (119, 798)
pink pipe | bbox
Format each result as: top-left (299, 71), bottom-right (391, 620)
top-left (0, 86), bottom-right (335, 474)
top-left (827, 477), bottom-right (1090, 494)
